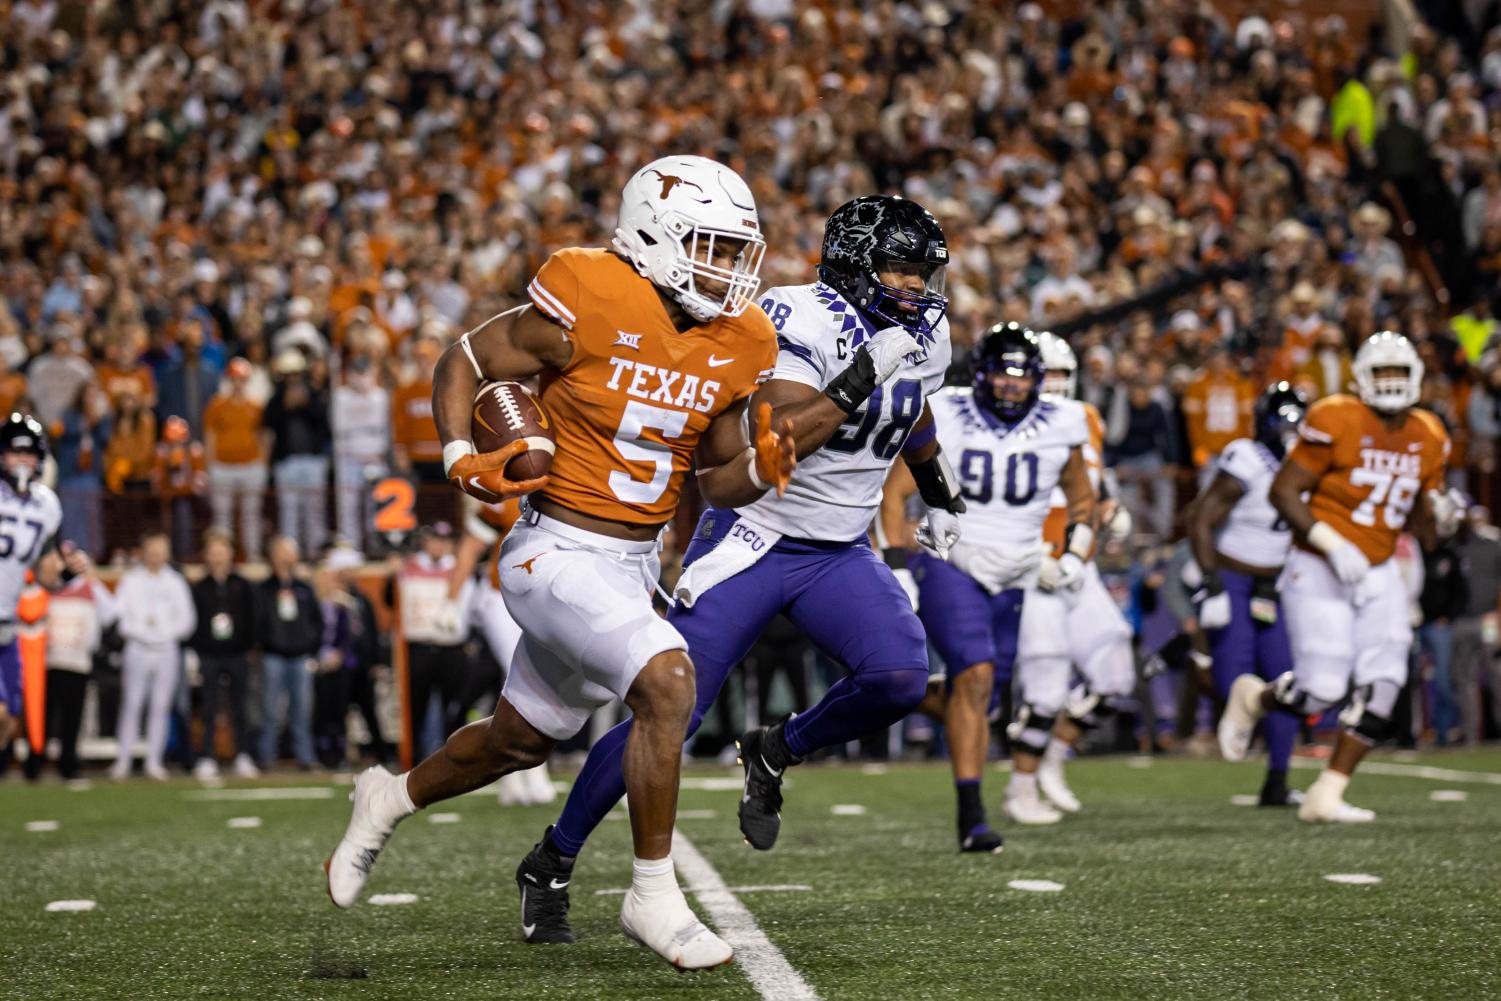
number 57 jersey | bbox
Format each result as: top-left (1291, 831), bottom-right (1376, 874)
top-left (0, 479), bottom-right (61, 615)
top-left (1286, 393), bottom-right (1450, 566)
top-left (931, 388), bottom-right (1090, 553)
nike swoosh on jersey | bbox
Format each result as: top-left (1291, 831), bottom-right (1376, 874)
top-left (707, 355), bottom-right (734, 367)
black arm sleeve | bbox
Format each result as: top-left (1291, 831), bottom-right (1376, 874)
top-left (822, 346), bottom-right (878, 414)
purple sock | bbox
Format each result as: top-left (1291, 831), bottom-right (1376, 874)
top-left (1263, 709), bottom-right (1297, 773)
top-left (550, 717), bottom-right (632, 857)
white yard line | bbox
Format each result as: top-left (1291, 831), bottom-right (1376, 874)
top-left (184, 787), bottom-right (335, 801)
top-left (671, 830), bottom-right (820, 1001)
top-left (1290, 759), bottom-right (1501, 786)
top-left (594, 884), bottom-right (811, 896)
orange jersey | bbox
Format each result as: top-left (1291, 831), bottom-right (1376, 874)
top-left (526, 248), bottom-right (776, 525)
top-left (1181, 370), bottom-right (1254, 465)
top-left (1043, 401), bottom-right (1104, 557)
top-left (1287, 394), bottom-right (1450, 565)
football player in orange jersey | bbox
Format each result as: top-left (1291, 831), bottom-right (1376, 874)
top-left (324, 154), bottom-right (807, 970)
top-left (1218, 332), bottom-right (1464, 822)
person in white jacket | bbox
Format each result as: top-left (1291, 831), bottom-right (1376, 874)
top-left (111, 530), bottom-right (197, 780)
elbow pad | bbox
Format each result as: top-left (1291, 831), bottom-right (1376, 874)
top-left (909, 450), bottom-right (966, 514)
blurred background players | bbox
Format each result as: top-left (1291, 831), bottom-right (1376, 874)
top-left (394, 521), bottom-right (469, 760)
top-left (0, 414), bottom-right (60, 753)
top-left (1188, 384), bottom-right (1308, 806)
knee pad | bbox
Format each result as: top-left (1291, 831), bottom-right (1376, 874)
top-left (1006, 704), bottom-right (1055, 757)
top-left (1338, 680), bottom-right (1401, 745)
top-left (1064, 682), bottom-right (1123, 729)
top-left (1266, 671), bottom-right (1337, 717)
top-left (1013, 655), bottom-right (1070, 718)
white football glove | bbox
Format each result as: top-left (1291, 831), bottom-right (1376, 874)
top-left (1308, 521), bottom-right (1370, 586)
top-left (1053, 552), bottom-right (1087, 591)
top-left (865, 326), bottom-right (924, 383)
top-left (1103, 501), bottom-right (1133, 542)
top-left (892, 567), bottom-right (920, 611)
top-left (1197, 590), bottom-right (1232, 630)
top-left (1037, 554), bottom-right (1063, 592)
top-left (916, 508), bottom-right (962, 560)
top-left (1428, 487), bottom-right (1467, 540)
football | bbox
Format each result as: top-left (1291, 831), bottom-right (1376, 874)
top-left (471, 380), bottom-right (555, 483)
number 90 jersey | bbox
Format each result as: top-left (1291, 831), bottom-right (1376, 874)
top-left (1286, 393), bottom-right (1449, 566)
top-left (0, 479), bottom-right (61, 616)
top-left (526, 249), bottom-right (777, 526)
top-left (737, 282), bottom-right (951, 541)
top-left (931, 388), bottom-right (1089, 553)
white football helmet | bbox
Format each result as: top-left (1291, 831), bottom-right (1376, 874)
top-left (612, 154), bottom-right (766, 323)
top-left (1353, 330), bottom-right (1423, 412)
top-left (1037, 330), bottom-right (1078, 399)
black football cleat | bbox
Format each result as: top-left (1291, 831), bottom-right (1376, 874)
top-left (735, 726), bottom-right (787, 851)
top-left (960, 827), bottom-right (1005, 854)
top-left (1257, 774), bottom-right (1304, 808)
top-left (516, 827), bottom-right (576, 944)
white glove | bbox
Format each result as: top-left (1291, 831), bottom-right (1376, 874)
top-left (950, 544), bottom-right (1042, 595)
top-left (916, 507), bottom-right (962, 559)
top-left (892, 567), bottom-right (919, 611)
top-left (1053, 552), bottom-right (1087, 591)
top-left (1309, 521), bottom-right (1370, 586)
top-left (1103, 501), bottom-right (1133, 542)
top-left (1429, 487), bottom-right (1467, 540)
top-left (1197, 589), bottom-right (1232, 630)
top-left (865, 326), bottom-right (924, 383)
top-left (1037, 554), bottom-right (1062, 592)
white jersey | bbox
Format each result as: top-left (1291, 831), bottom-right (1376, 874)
top-left (1213, 437), bottom-right (1291, 569)
top-left (735, 281), bottom-right (952, 541)
top-left (0, 480), bottom-right (61, 621)
top-left (931, 389), bottom-right (1089, 555)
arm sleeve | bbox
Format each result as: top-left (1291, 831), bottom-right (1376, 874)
top-left (759, 288), bottom-right (827, 389)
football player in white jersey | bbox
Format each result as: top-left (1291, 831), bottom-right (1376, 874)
top-left (0, 414), bottom-right (63, 747)
top-left (1187, 383), bottom-right (1307, 807)
top-left (886, 323), bottom-right (1095, 846)
top-left (1009, 332), bottom-right (1136, 818)
top-left (512, 195), bottom-right (967, 942)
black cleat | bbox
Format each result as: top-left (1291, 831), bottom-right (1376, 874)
top-left (516, 828), bottom-right (575, 944)
top-left (960, 827), bottom-right (1005, 854)
top-left (1257, 775), bottom-right (1304, 808)
top-left (736, 726), bottom-right (787, 850)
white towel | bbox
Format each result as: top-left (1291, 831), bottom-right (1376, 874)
top-left (673, 516), bottom-right (783, 608)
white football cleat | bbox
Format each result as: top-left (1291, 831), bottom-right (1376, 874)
top-left (1036, 758), bottom-right (1081, 813)
top-left (497, 771), bottom-right (531, 807)
top-left (232, 753), bottom-right (261, 779)
top-left (619, 884), bottom-right (733, 970)
top-left (524, 763), bottom-right (557, 805)
top-left (1298, 772), bottom-right (1375, 823)
top-left (325, 767), bottom-right (410, 907)
top-left (1003, 788), bottom-right (1064, 826)
top-left (1217, 675), bottom-right (1268, 762)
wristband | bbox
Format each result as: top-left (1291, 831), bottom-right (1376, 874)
top-left (822, 346), bottom-right (878, 414)
top-left (1064, 522), bottom-right (1095, 560)
top-left (442, 439), bottom-right (476, 477)
top-left (1201, 567), bottom-right (1224, 596)
top-left (1307, 521), bottom-right (1347, 557)
top-left (908, 449), bottom-right (966, 514)
top-left (882, 547), bottom-right (908, 570)
top-left (745, 448), bottom-right (769, 491)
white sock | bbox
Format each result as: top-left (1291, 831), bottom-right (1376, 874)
top-left (385, 772), bottom-right (418, 820)
top-left (1043, 738), bottom-right (1070, 766)
top-left (1009, 772), bottom-right (1038, 797)
top-left (1316, 769), bottom-right (1351, 797)
top-left (630, 856), bottom-right (677, 900)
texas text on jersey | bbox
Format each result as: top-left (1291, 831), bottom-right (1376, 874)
top-left (527, 248), bottom-right (777, 525)
top-left (1285, 393), bottom-right (1450, 565)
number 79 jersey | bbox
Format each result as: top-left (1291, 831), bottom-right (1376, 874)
top-left (930, 388), bottom-right (1089, 551)
top-left (0, 480), bottom-right (61, 616)
top-left (1286, 393), bottom-right (1449, 566)
top-left (736, 281), bottom-right (951, 541)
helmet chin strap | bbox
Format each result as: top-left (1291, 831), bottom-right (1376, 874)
top-left (11, 466), bottom-right (30, 494)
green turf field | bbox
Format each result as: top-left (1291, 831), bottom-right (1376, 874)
top-left (4, 749), bottom-right (1499, 1001)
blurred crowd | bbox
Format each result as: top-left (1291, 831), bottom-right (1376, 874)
top-left (6, 0), bottom-right (1501, 767)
